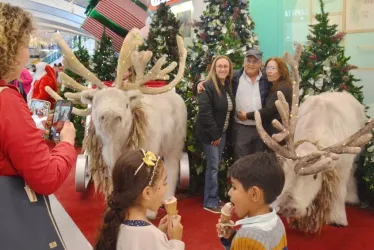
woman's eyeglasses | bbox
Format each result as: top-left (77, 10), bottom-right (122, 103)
top-left (266, 66), bottom-right (277, 72)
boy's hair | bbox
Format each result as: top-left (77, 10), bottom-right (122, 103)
top-left (228, 152), bottom-right (285, 204)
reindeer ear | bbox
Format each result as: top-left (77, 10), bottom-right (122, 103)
top-left (81, 89), bottom-right (98, 105)
top-left (127, 90), bottom-right (143, 109)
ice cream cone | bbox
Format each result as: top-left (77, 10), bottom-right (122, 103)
top-left (221, 213), bottom-right (232, 224)
top-left (220, 202), bottom-right (234, 223)
top-left (164, 196), bottom-right (178, 216)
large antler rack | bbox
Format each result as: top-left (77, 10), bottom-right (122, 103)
top-left (254, 44), bottom-right (374, 176)
top-left (45, 33), bottom-right (112, 116)
top-left (116, 30), bottom-right (187, 95)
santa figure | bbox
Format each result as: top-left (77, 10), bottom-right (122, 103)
top-left (28, 62), bottom-right (58, 108)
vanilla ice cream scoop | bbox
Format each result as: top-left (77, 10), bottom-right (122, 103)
top-left (164, 196), bottom-right (178, 216)
top-left (221, 202), bottom-right (234, 217)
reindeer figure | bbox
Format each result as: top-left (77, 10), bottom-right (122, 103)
top-left (255, 45), bottom-right (374, 233)
top-left (46, 29), bottom-right (188, 211)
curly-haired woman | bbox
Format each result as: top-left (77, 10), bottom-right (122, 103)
top-left (0, 3), bottom-right (76, 249)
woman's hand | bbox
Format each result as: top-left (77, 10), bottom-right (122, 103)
top-left (237, 111), bottom-right (247, 121)
top-left (211, 138), bottom-right (221, 147)
top-left (158, 215), bottom-right (168, 234)
top-left (60, 121), bottom-right (76, 146)
top-left (197, 81), bottom-right (206, 94)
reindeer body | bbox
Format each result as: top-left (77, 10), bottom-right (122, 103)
top-left (46, 29), bottom-right (189, 214)
top-left (275, 91), bottom-right (366, 230)
top-left (94, 90), bottom-right (187, 198)
top-left (254, 45), bottom-right (374, 233)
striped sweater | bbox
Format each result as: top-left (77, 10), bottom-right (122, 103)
top-left (221, 209), bottom-right (287, 250)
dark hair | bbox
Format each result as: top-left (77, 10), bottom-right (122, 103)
top-left (228, 152), bottom-right (285, 204)
top-left (94, 149), bottom-right (164, 250)
top-left (58, 63), bottom-right (62, 67)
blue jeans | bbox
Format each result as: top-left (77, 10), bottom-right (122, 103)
top-left (203, 133), bottom-right (226, 208)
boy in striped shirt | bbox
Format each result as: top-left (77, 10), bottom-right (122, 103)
top-left (216, 152), bottom-right (288, 250)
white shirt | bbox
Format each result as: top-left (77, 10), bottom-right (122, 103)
top-left (117, 224), bottom-right (185, 250)
top-left (235, 71), bottom-right (262, 125)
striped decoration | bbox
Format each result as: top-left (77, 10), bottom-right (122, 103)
top-left (81, 0), bottom-right (148, 52)
top-left (82, 17), bottom-right (125, 52)
top-left (95, 0), bottom-right (147, 31)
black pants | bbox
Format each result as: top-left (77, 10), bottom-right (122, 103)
top-left (233, 122), bottom-right (264, 161)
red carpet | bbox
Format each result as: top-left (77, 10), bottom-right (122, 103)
top-left (55, 163), bottom-right (374, 250)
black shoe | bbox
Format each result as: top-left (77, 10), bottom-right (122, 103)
top-left (204, 206), bottom-right (221, 214)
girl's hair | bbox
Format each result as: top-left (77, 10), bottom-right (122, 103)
top-left (0, 3), bottom-right (34, 79)
top-left (206, 55), bottom-right (233, 96)
top-left (265, 57), bottom-right (292, 92)
top-left (94, 149), bottom-right (164, 250)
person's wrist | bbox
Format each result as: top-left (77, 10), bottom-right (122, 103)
top-left (61, 138), bottom-right (75, 146)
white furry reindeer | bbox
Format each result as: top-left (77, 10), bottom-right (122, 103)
top-left (46, 29), bottom-right (188, 207)
top-left (255, 45), bottom-right (374, 234)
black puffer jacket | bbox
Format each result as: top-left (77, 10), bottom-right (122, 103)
top-left (195, 79), bottom-right (235, 144)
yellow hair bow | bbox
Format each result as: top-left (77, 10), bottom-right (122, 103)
top-left (134, 149), bottom-right (161, 186)
top-left (142, 151), bottom-right (157, 167)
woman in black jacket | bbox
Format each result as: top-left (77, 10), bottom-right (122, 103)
top-left (244, 57), bottom-right (293, 138)
top-left (195, 55), bottom-right (235, 213)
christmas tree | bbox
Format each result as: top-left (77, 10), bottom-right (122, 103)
top-left (186, 0), bottom-right (258, 197)
top-left (189, 0), bottom-right (258, 82)
top-left (299, 0), bottom-right (363, 103)
top-left (298, 0), bottom-right (374, 207)
top-left (139, 2), bottom-right (181, 79)
top-left (92, 30), bottom-right (117, 82)
top-left (60, 36), bottom-right (90, 145)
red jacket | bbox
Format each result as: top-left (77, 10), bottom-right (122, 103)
top-left (0, 81), bottom-right (77, 195)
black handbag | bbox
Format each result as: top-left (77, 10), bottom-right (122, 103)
top-left (0, 176), bottom-right (66, 250)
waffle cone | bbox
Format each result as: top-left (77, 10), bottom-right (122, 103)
top-left (220, 213), bottom-right (232, 224)
top-left (164, 200), bottom-right (178, 216)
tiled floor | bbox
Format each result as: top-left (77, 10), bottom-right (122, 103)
top-left (49, 195), bottom-right (92, 250)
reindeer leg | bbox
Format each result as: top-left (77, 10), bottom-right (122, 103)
top-left (345, 157), bottom-right (360, 204)
top-left (163, 154), bottom-right (181, 200)
top-left (328, 163), bottom-right (349, 227)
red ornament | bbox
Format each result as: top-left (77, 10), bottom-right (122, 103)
top-left (340, 84), bottom-right (348, 90)
top-left (309, 53), bottom-right (317, 60)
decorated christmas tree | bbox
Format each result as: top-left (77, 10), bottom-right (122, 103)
top-left (189, 0), bottom-right (258, 82)
top-left (60, 36), bottom-right (90, 145)
top-left (299, 0), bottom-right (363, 103)
top-left (186, 0), bottom-right (258, 197)
top-left (298, 0), bottom-right (374, 207)
top-left (92, 30), bottom-right (117, 82)
top-left (139, 2), bottom-right (181, 78)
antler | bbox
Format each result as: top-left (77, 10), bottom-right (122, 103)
top-left (45, 86), bottom-right (92, 116)
top-left (115, 28), bottom-right (143, 89)
top-left (53, 34), bottom-right (106, 89)
top-left (255, 43), bottom-right (374, 176)
top-left (255, 44), bottom-right (302, 160)
top-left (119, 34), bottom-right (187, 95)
top-left (138, 35), bottom-right (187, 95)
top-left (60, 73), bottom-right (89, 92)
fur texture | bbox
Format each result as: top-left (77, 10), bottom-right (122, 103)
top-left (273, 91), bottom-right (366, 232)
top-left (82, 88), bottom-right (187, 201)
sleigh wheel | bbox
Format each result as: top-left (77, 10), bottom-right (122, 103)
top-left (178, 152), bottom-right (190, 190)
top-left (75, 152), bottom-right (91, 192)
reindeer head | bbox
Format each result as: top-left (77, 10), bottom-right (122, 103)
top-left (255, 45), bottom-right (374, 229)
top-left (46, 28), bottom-right (187, 169)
